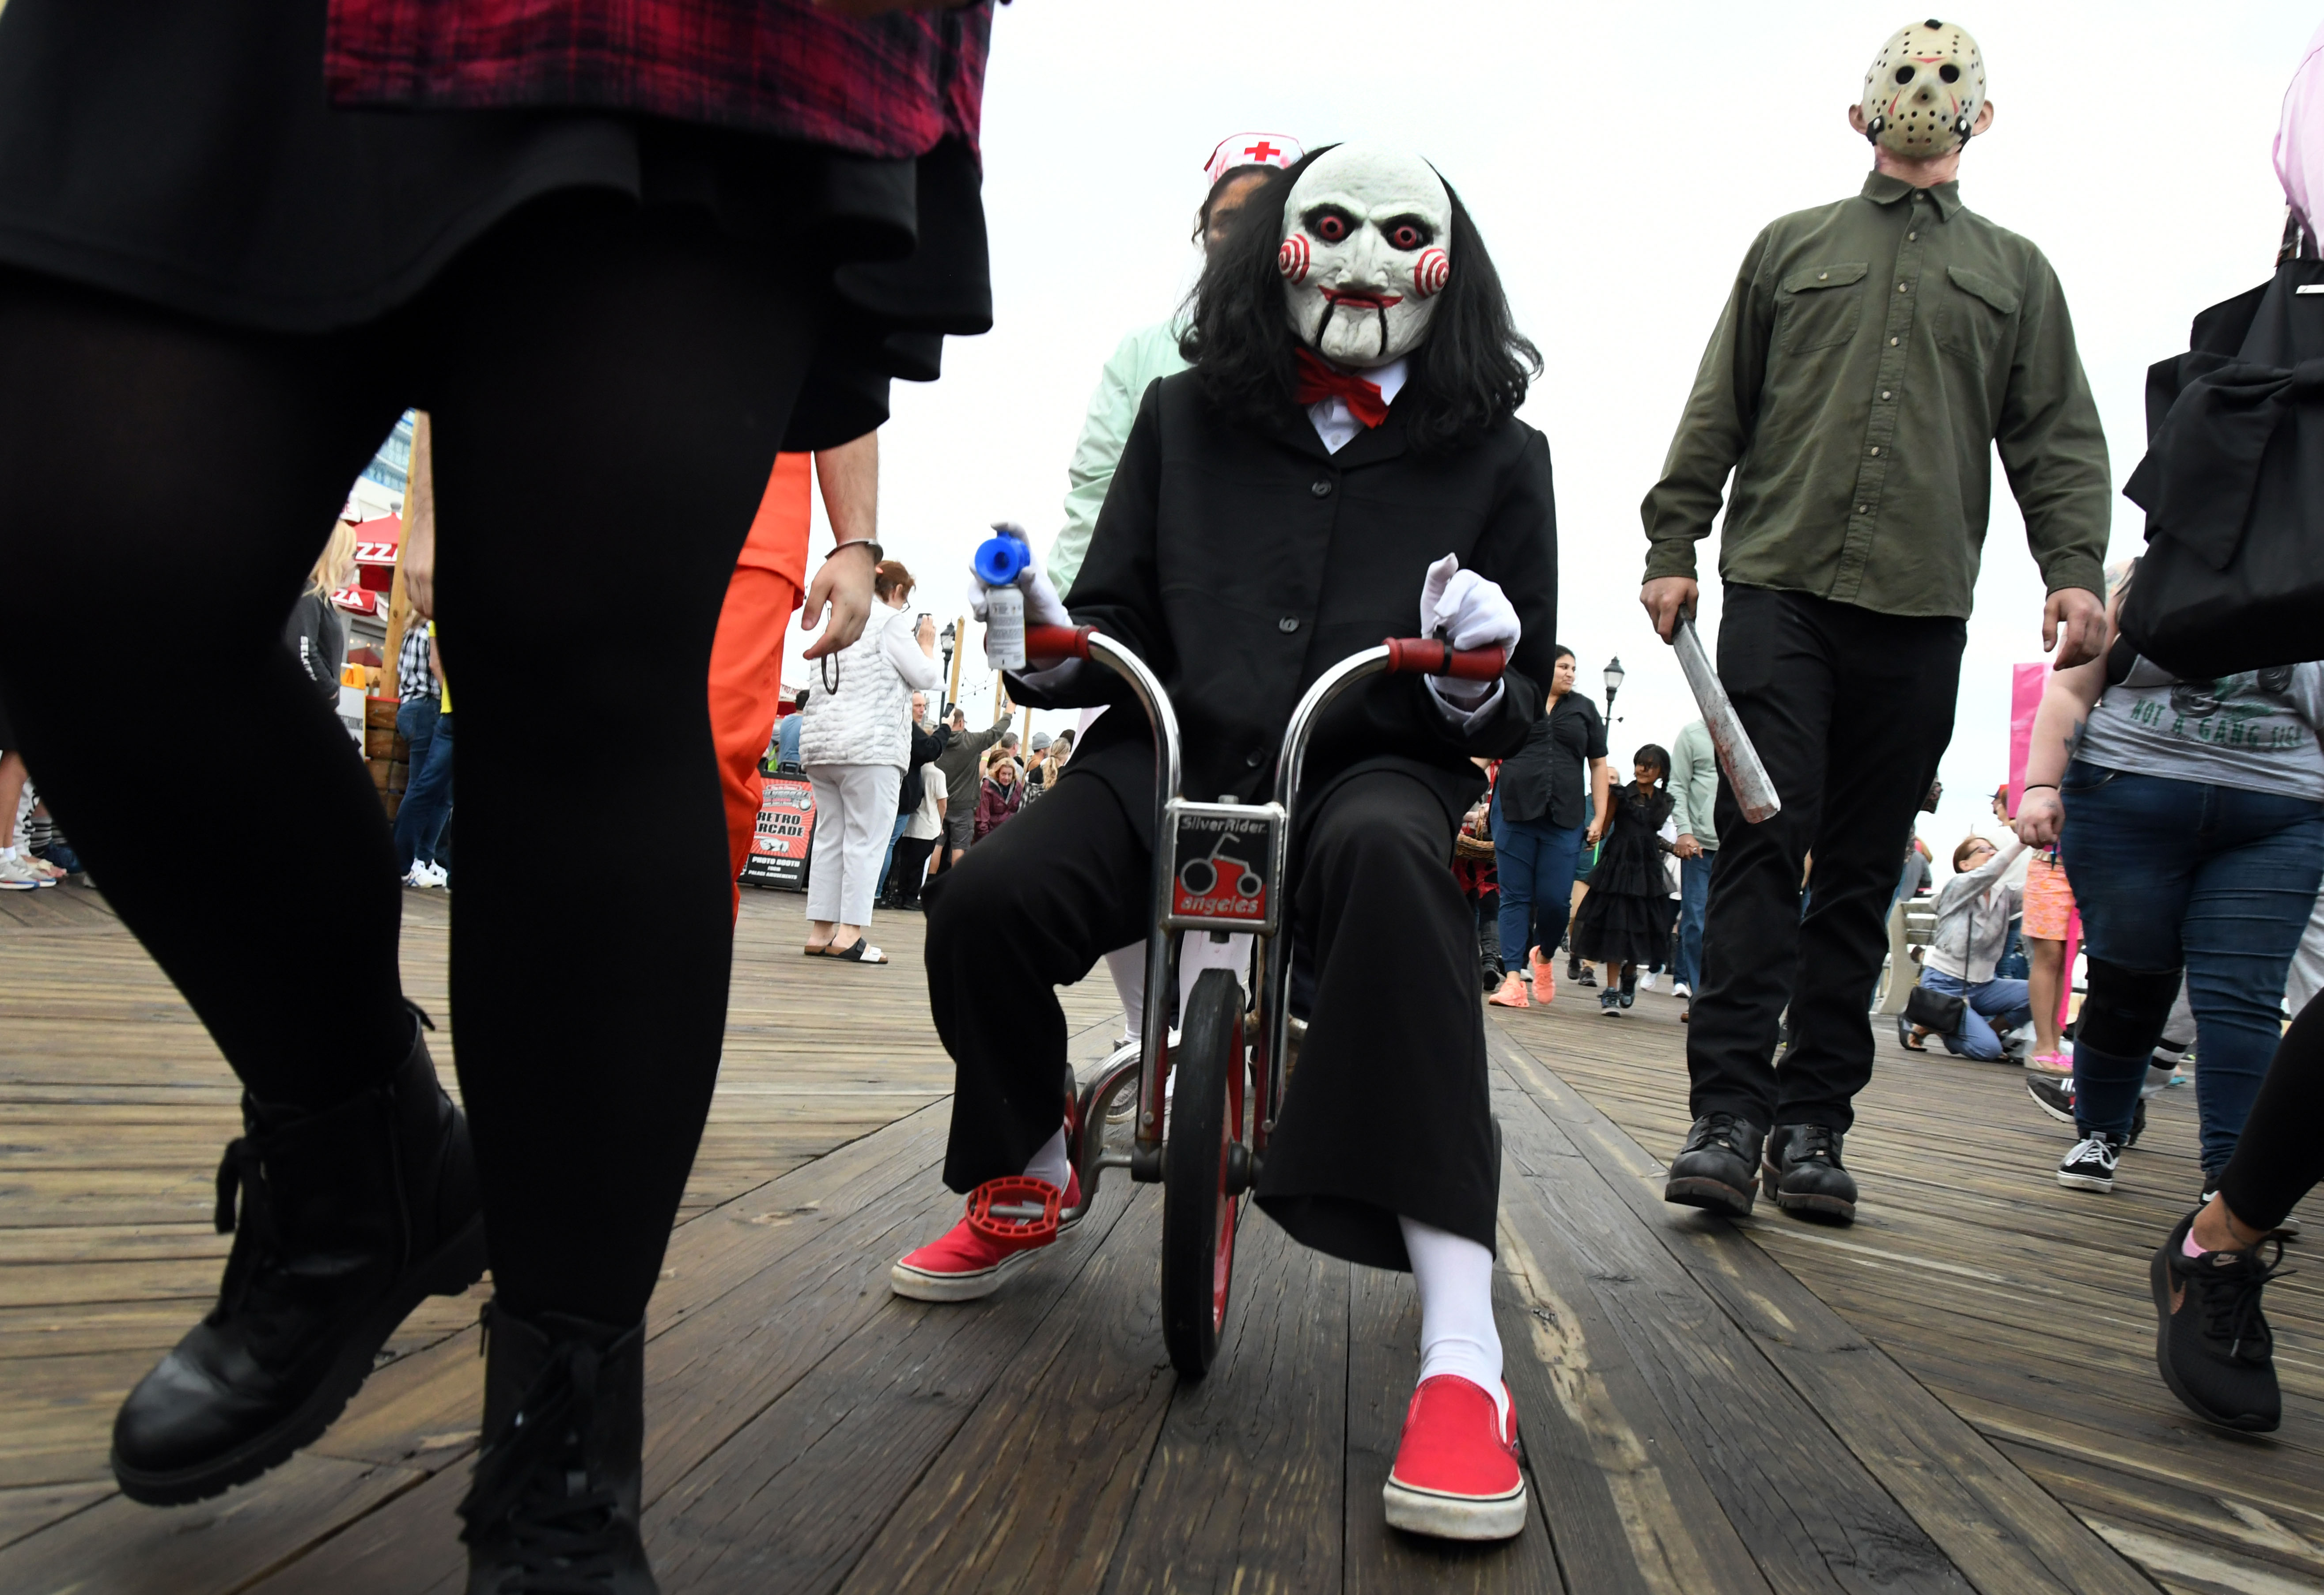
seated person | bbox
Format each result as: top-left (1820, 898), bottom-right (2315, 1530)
top-left (1906, 835), bottom-right (2033, 1061)
top-left (891, 142), bottom-right (1559, 1544)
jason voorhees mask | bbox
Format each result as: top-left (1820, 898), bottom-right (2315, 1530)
top-left (1277, 143), bottom-right (1451, 369)
top-left (1860, 19), bottom-right (1986, 158)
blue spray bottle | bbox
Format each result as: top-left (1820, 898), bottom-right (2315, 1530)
top-left (974, 530), bottom-right (1031, 671)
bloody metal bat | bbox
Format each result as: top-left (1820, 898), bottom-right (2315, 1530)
top-left (1672, 618), bottom-right (1781, 824)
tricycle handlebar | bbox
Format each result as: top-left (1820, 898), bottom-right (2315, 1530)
top-left (1382, 637), bottom-right (1506, 681)
top-left (1023, 623), bottom-right (1097, 661)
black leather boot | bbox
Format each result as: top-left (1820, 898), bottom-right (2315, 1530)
top-left (111, 1022), bottom-right (487, 1504)
top-left (462, 1303), bottom-right (656, 1595)
top-left (1663, 1112), bottom-right (1764, 1218)
top-left (1761, 1123), bottom-right (1858, 1224)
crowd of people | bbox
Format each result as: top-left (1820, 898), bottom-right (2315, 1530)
top-left (3, 8), bottom-right (2324, 1587)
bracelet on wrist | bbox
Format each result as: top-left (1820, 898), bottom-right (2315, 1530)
top-left (825, 538), bottom-right (882, 562)
top-left (2021, 783), bottom-right (2058, 793)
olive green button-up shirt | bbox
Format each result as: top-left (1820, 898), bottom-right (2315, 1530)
top-left (1641, 172), bottom-right (2110, 618)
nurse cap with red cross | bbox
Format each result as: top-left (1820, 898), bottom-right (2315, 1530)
top-left (1204, 132), bottom-right (1306, 189)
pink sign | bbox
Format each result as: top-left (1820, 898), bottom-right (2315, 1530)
top-left (2005, 663), bottom-right (2047, 819)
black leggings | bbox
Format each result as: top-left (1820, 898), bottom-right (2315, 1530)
top-left (2218, 996), bottom-right (2324, 1231)
top-left (0, 195), bottom-right (818, 1325)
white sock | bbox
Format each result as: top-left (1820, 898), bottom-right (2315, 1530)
top-left (1023, 1125), bottom-right (1070, 1189)
top-left (1401, 1216), bottom-right (1507, 1426)
top-left (1104, 943), bottom-right (1145, 1041)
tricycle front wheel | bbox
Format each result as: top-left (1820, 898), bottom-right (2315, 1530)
top-left (1162, 968), bottom-right (1246, 1377)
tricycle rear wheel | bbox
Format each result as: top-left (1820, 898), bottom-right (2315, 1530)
top-left (1162, 968), bottom-right (1245, 1377)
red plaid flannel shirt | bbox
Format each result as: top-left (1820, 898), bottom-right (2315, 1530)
top-left (326, 0), bottom-right (992, 159)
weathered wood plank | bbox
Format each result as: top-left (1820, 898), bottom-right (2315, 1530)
top-left (1105, 1209), bottom-right (1348, 1595)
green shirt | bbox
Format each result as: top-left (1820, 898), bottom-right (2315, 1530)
top-left (1641, 172), bottom-right (2110, 619)
top-left (1047, 319), bottom-right (1189, 594)
top-left (1667, 719), bottom-right (1718, 851)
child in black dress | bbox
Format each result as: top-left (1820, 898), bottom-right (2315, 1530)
top-left (1574, 745), bottom-right (1676, 1014)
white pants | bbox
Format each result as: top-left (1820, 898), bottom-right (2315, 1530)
top-left (806, 762), bottom-right (902, 927)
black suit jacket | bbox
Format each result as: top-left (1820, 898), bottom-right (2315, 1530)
top-left (1017, 371), bottom-right (1559, 840)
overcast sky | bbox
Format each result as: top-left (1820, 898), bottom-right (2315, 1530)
top-left (789, 1), bottom-right (2316, 868)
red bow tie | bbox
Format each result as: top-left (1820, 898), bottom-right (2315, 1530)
top-left (1292, 348), bottom-right (1390, 429)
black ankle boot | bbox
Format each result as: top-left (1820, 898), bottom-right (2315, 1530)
top-left (1761, 1123), bottom-right (1858, 1224)
top-left (111, 1023), bottom-right (487, 1504)
top-left (1663, 1112), bottom-right (1764, 1217)
top-left (462, 1304), bottom-right (655, 1594)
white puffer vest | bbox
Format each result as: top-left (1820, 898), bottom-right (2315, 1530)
top-left (799, 603), bottom-right (912, 770)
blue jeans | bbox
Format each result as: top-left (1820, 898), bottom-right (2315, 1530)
top-left (878, 810), bottom-right (909, 897)
top-left (1674, 850), bottom-right (1712, 990)
top-left (2061, 761), bottom-right (2324, 1172)
top-left (394, 707), bottom-right (454, 872)
top-left (1492, 797), bottom-right (1584, 968)
top-left (1918, 967), bottom-right (2032, 1061)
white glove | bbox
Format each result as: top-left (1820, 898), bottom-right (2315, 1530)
top-left (1418, 553), bottom-right (1518, 715)
top-left (967, 544), bottom-right (1072, 629)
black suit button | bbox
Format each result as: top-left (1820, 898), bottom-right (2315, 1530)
top-left (1278, 616), bottom-right (1300, 633)
top-left (1310, 479), bottom-right (1332, 497)
top-left (1246, 751), bottom-right (1265, 768)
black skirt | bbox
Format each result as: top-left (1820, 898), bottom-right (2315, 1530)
top-left (0, 0), bottom-right (990, 449)
top-left (1572, 786), bottom-right (1675, 966)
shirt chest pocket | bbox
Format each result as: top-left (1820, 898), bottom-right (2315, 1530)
top-left (1936, 265), bottom-right (2020, 371)
top-left (1775, 262), bottom-right (1869, 353)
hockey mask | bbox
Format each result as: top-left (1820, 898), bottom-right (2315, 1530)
top-left (1278, 143), bottom-right (1452, 369)
top-left (1860, 19), bottom-right (1986, 158)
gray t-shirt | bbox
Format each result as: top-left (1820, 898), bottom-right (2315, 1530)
top-left (2078, 657), bottom-right (2324, 801)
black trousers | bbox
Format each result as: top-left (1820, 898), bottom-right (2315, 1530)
top-left (2220, 996), bottom-right (2324, 1231)
top-left (0, 195), bottom-right (819, 1326)
top-left (1687, 587), bottom-right (1965, 1133)
top-left (887, 835), bottom-right (937, 906)
top-left (924, 764), bottom-right (1497, 1269)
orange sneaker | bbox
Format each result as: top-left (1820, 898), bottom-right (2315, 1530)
top-left (1528, 947), bottom-right (1556, 1003)
top-left (1486, 971), bottom-right (1529, 1008)
top-left (1383, 1376), bottom-right (1526, 1540)
top-left (889, 1170), bottom-right (1081, 1302)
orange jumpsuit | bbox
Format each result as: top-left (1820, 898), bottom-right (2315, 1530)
top-left (710, 452), bottom-right (811, 915)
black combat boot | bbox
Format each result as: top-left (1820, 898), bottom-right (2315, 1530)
top-left (111, 1021), bottom-right (487, 1503)
top-left (462, 1304), bottom-right (656, 1594)
top-left (1762, 1123), bottom-right (1858, 1224)
top-left (1663, 1112), bottom-right (1763, 1218)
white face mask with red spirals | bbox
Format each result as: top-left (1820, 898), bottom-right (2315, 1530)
top-left (1277, 142), bottom-right (1451, 370)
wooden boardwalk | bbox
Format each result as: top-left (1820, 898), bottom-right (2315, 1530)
top-left (0, 885), bottom-right (2317, 1593)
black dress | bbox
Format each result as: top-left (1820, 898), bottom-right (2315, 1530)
top-left (1574, 783), bottom-right (1677, 966)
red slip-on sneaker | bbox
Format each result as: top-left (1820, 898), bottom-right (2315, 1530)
top-left (890, 1170), bottom-right (1081, 1303)
top-left (1529, 948), bottom-right (1556, 1004)
top-left (1383, 1375), bottom-right (1526, 1541)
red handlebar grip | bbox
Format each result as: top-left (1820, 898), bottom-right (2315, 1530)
top-left (1383, 637), bottom-right (1507, 681)
top-left (1024, 624), bottom-right (1096, 661)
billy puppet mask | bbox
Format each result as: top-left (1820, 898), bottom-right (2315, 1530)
top-left (1277, 143), bottom-right (1451, 369)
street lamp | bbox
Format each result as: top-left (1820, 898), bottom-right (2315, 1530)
top-left (1602, 656), bottom-right (1626, 718)
top-left (938, 621), bottom-right (957, 716)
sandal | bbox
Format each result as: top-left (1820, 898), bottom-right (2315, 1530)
top-left (803, 943), bottom-right (832, 957)
top-left (1895, 1015), bottom-right (1928, 1053)
top-left (828, 938), bottom-right (887, 964)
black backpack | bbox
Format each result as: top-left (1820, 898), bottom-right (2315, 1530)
top-left (2120, 252), bottom-right (2324, 677)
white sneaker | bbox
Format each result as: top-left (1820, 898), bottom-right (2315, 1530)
top-left (422, 861), bottom-right (450, 888)
top-left (1673, 982), bottom-right (1692, 1000)
top-left (402, 862), bottom-right (443, 889)
top-left (0, 855), bottom-right (38, 891)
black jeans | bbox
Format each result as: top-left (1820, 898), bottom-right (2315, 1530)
top-left (0, 195), bottom-right (819, 1326)
top-left (887, 834), bottom-right (937, 906)
top-left (1687, 587), bottom-right (1965, 1133)
top-left (924, 764), bottom-right (1498, 1270)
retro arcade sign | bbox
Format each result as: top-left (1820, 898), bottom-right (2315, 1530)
top-left (741, 775), bottom-right (816, 891)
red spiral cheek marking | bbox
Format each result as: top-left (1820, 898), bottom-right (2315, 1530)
top-left (1413, 248), bottom-right (1450, 299)
top-left (1278, 234), bottom-right (1310, 283)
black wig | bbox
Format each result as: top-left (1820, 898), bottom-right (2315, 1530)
top-left (1179, 145), bottom-right (1541, 454)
